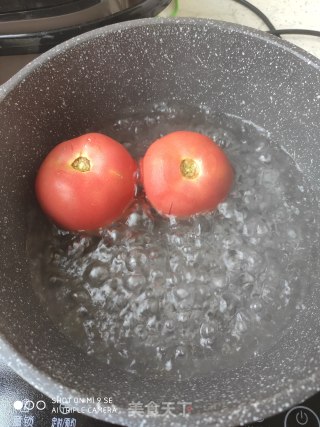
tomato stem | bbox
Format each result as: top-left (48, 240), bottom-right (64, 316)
top-left (180, 158), bottom-right (199, 179)
top-left (71, 156), bottom-right (91, 172)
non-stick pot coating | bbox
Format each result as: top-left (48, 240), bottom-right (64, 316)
top-left (0, 18), bottom-right (320, 427)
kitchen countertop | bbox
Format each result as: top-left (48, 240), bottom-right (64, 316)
top-left (161, 0), bottom-right (320, 60)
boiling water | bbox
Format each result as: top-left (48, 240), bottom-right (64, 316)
top-left (27, 103), bottom-right (320, 379)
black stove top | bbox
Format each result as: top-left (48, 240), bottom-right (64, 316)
top-left (1, 360), bottom-right (320, 427)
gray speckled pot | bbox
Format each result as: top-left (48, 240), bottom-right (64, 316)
top-left (0, 17), bottom-right (320, 427)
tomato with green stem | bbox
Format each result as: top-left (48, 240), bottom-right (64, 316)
top-left (140, 131), bottom-right (234, 217)
top-left (35, 133), bottom-right (137, 231)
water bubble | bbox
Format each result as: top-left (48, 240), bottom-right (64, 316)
top-left (134, 324), bottom-right (148, 340)
top-left (210, 274), bottom-right (226, 289)
top-left (84, 262), bottom-right (108, 286)
top-left (249, 299), bottom-right (262, 311)
top-left (165, 359), bottom-right (172, 371)
top-left (164, 320), bottom-right (175, 333)
top-left (259, 153), bottom-right (272, 163)
top-left (219, 298), bottom-right (227, 313)
top-left (200, 322), bottom-right (216, 338)
top-left (287, 229), bottom-right (297, 239)
top-left (175, 346), bottom-right (186, 358)
top-left (126, 212), bottom-right (140, 227)
top-left (127, 274), bottom-right (146, 289)
top-left (223, 249), bottom-right (244, 271)
top-left (218, 202), bottom-right (233, 219)
top-left (177, 312), bottom-right (189, 323)
top-left (176, 288), bottom-right (189, 299)
top-left (232, 312), bottom-right (248, 337)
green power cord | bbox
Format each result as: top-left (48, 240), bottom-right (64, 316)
top-left (170, 0), bottom-right (179, 17)
top-left (158, 0), bottom-right (179, 17)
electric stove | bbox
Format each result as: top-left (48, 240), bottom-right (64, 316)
top-left (1, 358), bottom-right (320, 427)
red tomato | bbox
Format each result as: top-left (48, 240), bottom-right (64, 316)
top-left (140, 131), bottom-right (234, 217)
top-left (35, 133), bottom-right (137, 231)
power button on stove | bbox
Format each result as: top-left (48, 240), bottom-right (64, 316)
top-left (296, 410), bottom-right (309, 425)
top-left (284, 406), bottom-right (320, 427)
